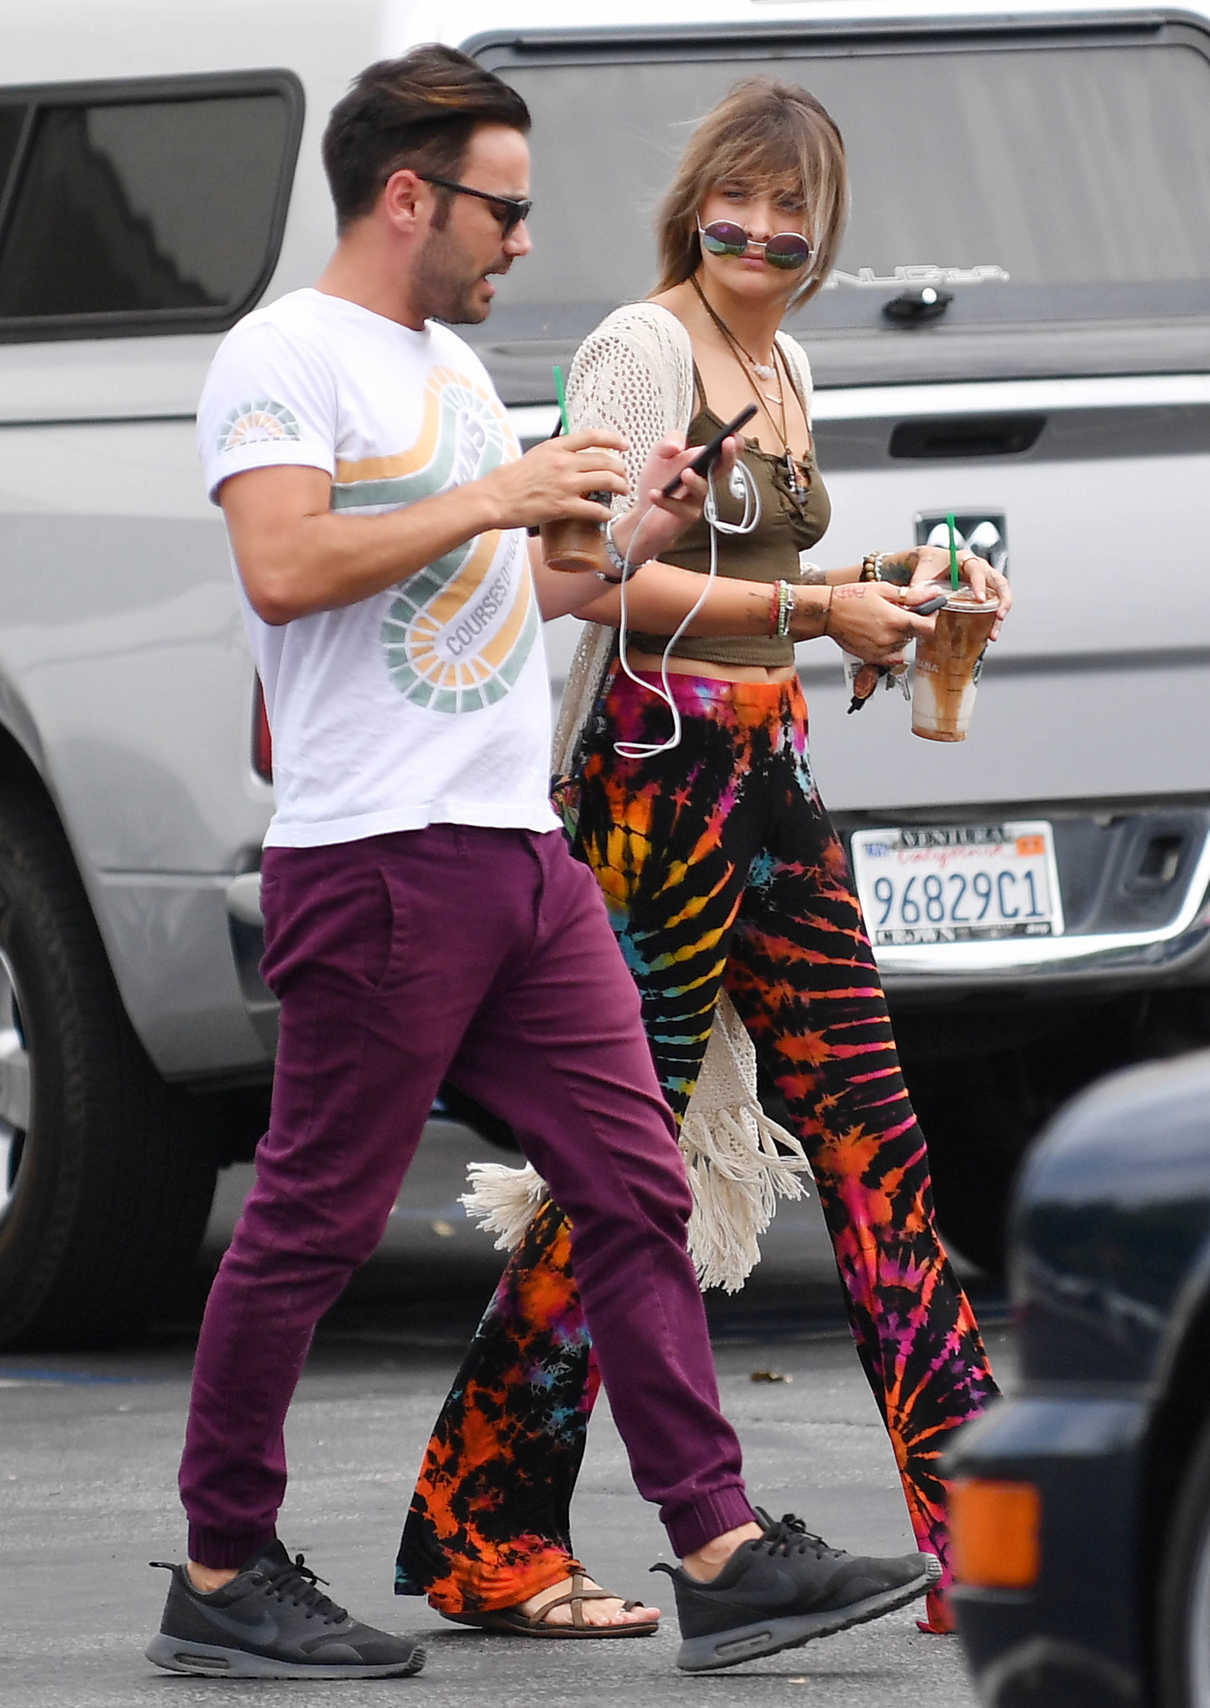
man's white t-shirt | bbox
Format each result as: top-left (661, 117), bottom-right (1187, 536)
top-left (197, 287), bottom-right (560, 847)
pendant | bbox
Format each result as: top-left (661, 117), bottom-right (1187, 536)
top-left (752, 360), bottom-right (776, 381)
top-left (782, 451), bottom-right (810, 514)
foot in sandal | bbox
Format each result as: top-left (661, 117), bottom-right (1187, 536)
top-left (441, 1572), bottom-right (660, 1638)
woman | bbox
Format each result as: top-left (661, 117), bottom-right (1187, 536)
top-left (397, 77), bottom-right (1007, 1638)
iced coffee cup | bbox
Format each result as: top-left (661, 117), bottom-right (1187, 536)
top-left (911, 587), bottom-right (998, 741)
top-left (539, 491), bottom-right (611, 573)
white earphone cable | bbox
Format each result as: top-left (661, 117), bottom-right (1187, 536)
top-left (612, 461), bottom-right (761, 761)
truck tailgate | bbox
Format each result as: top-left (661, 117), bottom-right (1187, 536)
top-left (803, 385), bottom-right (1210, 812)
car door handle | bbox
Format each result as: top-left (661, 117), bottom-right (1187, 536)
top-left (889, 415), bottom-right (1046, 459)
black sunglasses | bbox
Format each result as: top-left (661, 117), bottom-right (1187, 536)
top-left (419, 175), bottom-right (532, 237)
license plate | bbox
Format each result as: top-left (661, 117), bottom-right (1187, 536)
top-left (849, 821), bottom-right (1064, 946)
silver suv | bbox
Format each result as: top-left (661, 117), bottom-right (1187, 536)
top-left (1, 0), bottom-right (1207, 1343)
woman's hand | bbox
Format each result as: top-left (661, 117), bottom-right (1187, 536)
top-left (795, 582), bottom-right (934, 666)
top-left (608, 435), bottom-right (738, 566)
top-left (906, 546), bottom-right (1013, 640)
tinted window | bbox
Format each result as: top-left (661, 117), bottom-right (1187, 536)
top-left (473, 23), bottom-right (1210, 391)
top-left (0, 76), bottom-right (301, 337)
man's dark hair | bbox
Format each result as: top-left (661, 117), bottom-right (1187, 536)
top-left (322, 45), bottom-right (531, 232)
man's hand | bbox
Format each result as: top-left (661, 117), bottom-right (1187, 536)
top-left (481, 428), bottom-right (629, 529)
top-left (607, 435), bottom-right (739, 567)
top-left (802, 582), bottom-right (937, 667)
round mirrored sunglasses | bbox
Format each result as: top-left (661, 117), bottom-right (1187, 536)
top-left (698, 219), bottom-right (812, 272)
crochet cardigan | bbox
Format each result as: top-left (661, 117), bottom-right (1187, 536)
top-left (462, 303), bottom-right (815, 1292)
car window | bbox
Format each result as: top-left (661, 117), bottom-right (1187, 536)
top-left (0, 75), bottom-right (301, 338)
top-left (473, 20), bottom-right (1210, 392)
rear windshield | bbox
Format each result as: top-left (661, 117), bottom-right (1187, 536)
top-left (0, 73), bottom-right (302, 340)
top-left (472, 19), bottom-right (1210, 396)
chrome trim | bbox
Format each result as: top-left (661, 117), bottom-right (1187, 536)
top-left (509, 374), bottom-right (1210, 445)
top-left (874, 831), bottom-right (1210, 982)
top-left (810, 373), bottom-right (1210, 421)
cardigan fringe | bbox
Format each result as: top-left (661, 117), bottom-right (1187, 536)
top-left (461, 301), bottom-right (815, 1293)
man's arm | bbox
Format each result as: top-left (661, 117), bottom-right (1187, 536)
top-left (222, 465), bottom-right (495, 625)
top-left (221, 429), bottom-right (630, 626)
top-left (530, 435), bottom-right (732, 621)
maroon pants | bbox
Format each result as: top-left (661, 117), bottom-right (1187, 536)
top-left (179, 824), bottom-right (756, 1567)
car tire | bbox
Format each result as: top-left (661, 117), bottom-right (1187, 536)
top-left (0, 788), bottom-right (218, 1348)
top-left (1157, 1415), bottom-right (1210, 1708)
top-left (435, 1082), bottom-right (520, 1152)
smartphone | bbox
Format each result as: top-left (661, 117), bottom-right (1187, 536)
top-left (914, 593), bottom-right (948, 615)
top-left (662, 403), bottom-right (758, 497)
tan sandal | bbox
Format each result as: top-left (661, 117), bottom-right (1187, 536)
top-left (441, 1572), bottom-right (660, 1639)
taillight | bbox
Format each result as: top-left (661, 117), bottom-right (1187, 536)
top-left (950, 1479), bottom-right (1041, 1589)
top-left (252, 677), bottom-right (273, 782)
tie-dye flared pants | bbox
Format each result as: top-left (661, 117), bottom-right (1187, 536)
top-left (397, 666), bottom-right (998, 1631)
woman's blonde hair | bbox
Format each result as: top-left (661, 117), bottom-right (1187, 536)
top-left (654, 78), bottom-right (848, 308)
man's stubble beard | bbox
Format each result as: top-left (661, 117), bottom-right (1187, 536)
top-left (412, 224), bottom-right (494, 326)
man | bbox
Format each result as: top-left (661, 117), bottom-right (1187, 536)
top-left (146, 45), bottom-right (939, 1681)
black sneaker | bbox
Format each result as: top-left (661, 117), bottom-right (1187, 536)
top-left (145, 1539), bottom-right (426, 1679)
top-left (652, 1508), bottom-right (941, 1673)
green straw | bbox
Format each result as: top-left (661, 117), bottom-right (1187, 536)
top-left (553, 364), bottom-right (569, 435)
top-left (946, 511), bottom-right (960, 591)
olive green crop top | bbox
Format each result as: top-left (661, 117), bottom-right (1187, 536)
top-left (627, 386), bottom-right (832, 668)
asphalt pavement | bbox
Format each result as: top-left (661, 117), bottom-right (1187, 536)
top-left (1, 1116), bottom-right (1012, 1708)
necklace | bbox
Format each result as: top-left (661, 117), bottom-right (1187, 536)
top-left (689, 273), bottom-right (780, 399)
top-left (689, 273), bottom-right (809, 510)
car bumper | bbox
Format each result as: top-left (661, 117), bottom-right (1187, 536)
top-left (225, 817), bottom-right (1210, 1026)
top-left (947, 1390), bottom-right (1149, 1708)
top-left (95, 870), bottom-right (275, 1077)
top-left (225, 870), bottom-right (278, 1053)
top-left (858, 817), bottom-right (1210, 997)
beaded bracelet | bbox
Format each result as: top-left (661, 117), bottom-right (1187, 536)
top-left (767, 582), bottom-right (782, 638)
top-left (862, 551), bottom-right (913, 587)
top-left (776, 579), bottom-right (795, 639)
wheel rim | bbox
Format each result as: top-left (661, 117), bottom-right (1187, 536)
top-left (1190, 1503), bottom-right (1210, 1705)
top-left (0, 948), bottom-right (31, 1227)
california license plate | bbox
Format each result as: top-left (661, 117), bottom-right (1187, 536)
top-left (849, 821), bottom-right (1064, 946)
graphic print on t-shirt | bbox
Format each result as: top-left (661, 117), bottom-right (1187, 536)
top-left (331, 365), bottom-right (537, 714)
top-left (216, 397), bottom-right (302, 450)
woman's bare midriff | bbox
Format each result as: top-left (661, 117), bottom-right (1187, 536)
top-left (625, 649), bottom-right (797, 684)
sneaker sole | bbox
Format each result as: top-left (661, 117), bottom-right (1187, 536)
top-left (145, 1633), bottom-right (426, 1679)
top-left (675, 1555), bottom-right (942, 1674)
